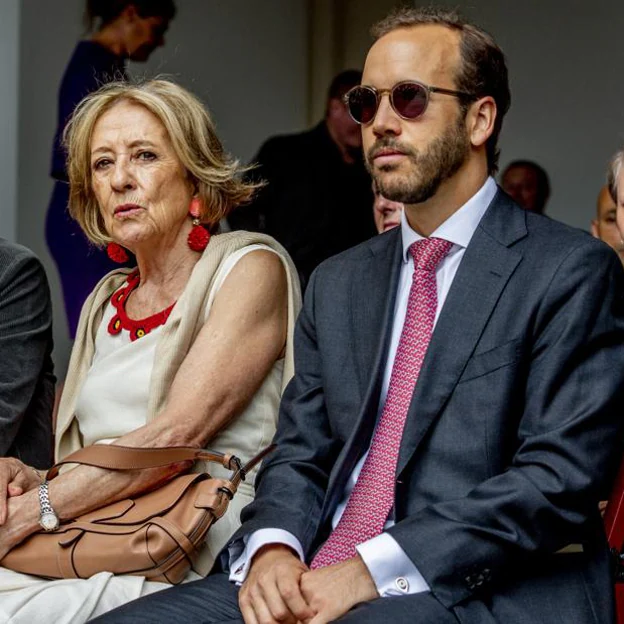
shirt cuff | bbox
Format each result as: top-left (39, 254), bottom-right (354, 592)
top-left (356, 533), bottom-right (430, 597)
top-left (228, 529), bottom-right (305, 584)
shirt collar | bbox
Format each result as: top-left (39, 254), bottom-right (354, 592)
top-left (400, 176), bottom-right (497, 262)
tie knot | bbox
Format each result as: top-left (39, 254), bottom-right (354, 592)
top-left (409, 237), bottom-right (453, 271)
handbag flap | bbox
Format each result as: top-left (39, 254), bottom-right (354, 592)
top-left (78, 499), bottom-right (135, 523)
top-left (81, 473), bottom-right (208, 525)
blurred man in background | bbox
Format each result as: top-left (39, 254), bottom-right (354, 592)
top-left (501, 159), bottom-right (550, 214)
top-left (228, 70), bottom-right (376, 289)
top-left (372, 182), bottom-right (402, 233)
top-left (591, 185), bottom-right (624, 265)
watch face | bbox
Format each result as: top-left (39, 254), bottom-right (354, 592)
top-left (40, 512), bottom-right (59, 531)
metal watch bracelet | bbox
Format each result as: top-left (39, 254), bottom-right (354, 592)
top-left (38, 481), bottom-right (59, 531)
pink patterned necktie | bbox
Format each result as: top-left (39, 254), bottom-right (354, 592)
top-left (311, 237), bottom-right (453, 569)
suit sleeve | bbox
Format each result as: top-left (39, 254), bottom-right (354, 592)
top-left (232, 269), bottom-right (342, 553)
top-left (0, 251), bottom-right (54, 456)
top-left (388, 241), bottom-right (624, 608)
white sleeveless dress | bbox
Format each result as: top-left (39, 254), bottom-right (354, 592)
top-left (0, 245), bottom-right (284, 623)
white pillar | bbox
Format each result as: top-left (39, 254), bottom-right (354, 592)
top-left (0, 0), bottom-right (20, 242)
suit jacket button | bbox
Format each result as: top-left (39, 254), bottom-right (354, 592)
top-left (395, 577), bottom-right (409, 593)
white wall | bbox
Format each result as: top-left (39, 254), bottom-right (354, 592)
top-left (18, 0), bottom-right (86, 376)
top-left (0, 0), bottom-right (20, 242)
top-left (460, 0), bottom-right (624, 229)
top-left (128, 0), bottom-right (309, 162)
top-left (17, 0), bottom-right (309, 375)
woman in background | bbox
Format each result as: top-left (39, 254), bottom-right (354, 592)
top-left (46, 0), bottom-right (176, 338)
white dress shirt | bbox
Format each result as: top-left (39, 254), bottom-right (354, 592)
top-left (229, 177), bottom-right (498, 597)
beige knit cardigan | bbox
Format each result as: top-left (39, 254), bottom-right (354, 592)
top-left (54, 231), bottom-right (301, 462)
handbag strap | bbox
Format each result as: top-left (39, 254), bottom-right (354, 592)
top-left (46, 443), bottom-right (277, 486)
top-left (46, 445), bottom-right (237, 480)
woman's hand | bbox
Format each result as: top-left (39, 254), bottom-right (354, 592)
top-left (0, 458), bottom-right (43, 524)
top-left (0, 491), bottom-right (40, 560)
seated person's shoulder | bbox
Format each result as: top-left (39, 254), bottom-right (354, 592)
top-left (207, 247), bottom-right (288, 313)
top-left (223, 248), bottom-right (287, 290)
top-left (525, 213), bottom-right (616, 262)
top-left (316, 228), bottom-right (392, 272)
top-left (0, 239), bottom-right (46, 286)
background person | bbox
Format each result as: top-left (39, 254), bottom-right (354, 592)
top-left (0, 239), bottom-right (55, 469)
top-left (0, 79), bottom-right (300, 623)
top-left (372, 182), bottom-right (403, 233)
top-left (228, 70), bottom-right (376, 290)
top-left (592, 184), bottom-right (624, 264)
top-left (46, 0), bottom-right (176, 339)
top-left (500, 159), bottom-right (550, 214)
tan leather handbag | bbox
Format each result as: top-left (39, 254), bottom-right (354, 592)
top-left (1, 444), bottom-right (272, 584)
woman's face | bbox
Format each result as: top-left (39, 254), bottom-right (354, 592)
top-left (90, 100), bottom-right (193, 251)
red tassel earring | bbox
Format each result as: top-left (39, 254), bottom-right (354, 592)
top-left (187, 197), bottom-right (210, 252)
top-left (107, 242), bottom-right (129, 263)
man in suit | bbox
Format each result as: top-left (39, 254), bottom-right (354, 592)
top-left (97, 7), bottom-right (624, 624)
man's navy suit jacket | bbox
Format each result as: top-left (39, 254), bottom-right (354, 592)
top-left (234, 191), bottom-right (624, 623)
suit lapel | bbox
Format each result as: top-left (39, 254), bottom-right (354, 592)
top-left (351, 228), bottom-right (403, 400)
top-left (397, 192), bottom-right (526, 475)
top-left (320, 231), bottom-right (402, 524)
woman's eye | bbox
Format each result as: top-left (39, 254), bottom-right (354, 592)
top-left (137, 151), bottom-right (157, 161)
top-left (93, 159), bottom-right (111, 170)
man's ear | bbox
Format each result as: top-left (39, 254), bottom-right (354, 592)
top-left (327, 98), bottom-right (343, 119)
top-left (591, 220), bottom-right (600, 238)
top-left (467, 96), bottom-right (496, 149)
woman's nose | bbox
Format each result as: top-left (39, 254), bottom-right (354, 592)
top-left (110, 162), bottom-right (135, 191)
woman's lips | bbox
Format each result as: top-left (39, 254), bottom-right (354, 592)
top-left (114, 204), bottom-right (144, 218)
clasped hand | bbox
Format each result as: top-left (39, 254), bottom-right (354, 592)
top-left (0, 458), bottom-right (43, 560)
top-left (239, 544), bottom-right (378, 624)
top-left (0, 458), bottom-right (42, 523)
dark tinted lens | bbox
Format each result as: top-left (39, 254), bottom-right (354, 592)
top-left (346, 87), bottom-right (378, 124)
top-left (392, 83), bottom-right (428, 119)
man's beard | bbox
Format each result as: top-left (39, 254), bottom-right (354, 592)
top-left (367, 113), bottom-right (470, 205)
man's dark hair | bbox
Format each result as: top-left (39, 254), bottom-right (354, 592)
top-left (503, 160), bottom-right (551, 213)
top-left (85, 0), bottom-right (176, 31)
top-left (371, 6), bottom-right (510, 175)
top-left (327, 70), bottom-right (363, 103)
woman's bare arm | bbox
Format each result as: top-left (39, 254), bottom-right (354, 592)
top-left (1, 250), bottom-right (288, 551)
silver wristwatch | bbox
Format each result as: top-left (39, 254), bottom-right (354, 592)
top-left (38, 481), bottom-right (59, 531)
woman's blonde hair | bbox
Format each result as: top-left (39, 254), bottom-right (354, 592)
top-left (64, 78), bottom-right (259, 245)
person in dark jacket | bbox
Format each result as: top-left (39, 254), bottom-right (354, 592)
top-left (0, 239), bottom-right (55, 468)
top-left (228, 70), bottom-right (376, 289)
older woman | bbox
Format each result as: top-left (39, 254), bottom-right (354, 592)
top-left (0, 79), bottom-right (300, 622)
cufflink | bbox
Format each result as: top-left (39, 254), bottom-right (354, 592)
top-left (395, 577), bottom-right (409, 593)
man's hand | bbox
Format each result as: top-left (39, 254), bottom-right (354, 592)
top-left (299, 555), bottom-right (379, 624)
top-left (239, 544), bottom-right (316, 624)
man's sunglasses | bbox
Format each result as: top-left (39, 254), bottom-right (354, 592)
top-left (343, 81), bottom-right (475, 125)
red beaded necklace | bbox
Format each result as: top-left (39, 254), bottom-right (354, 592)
top-left (107, 269), bottom-right (176, 341)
